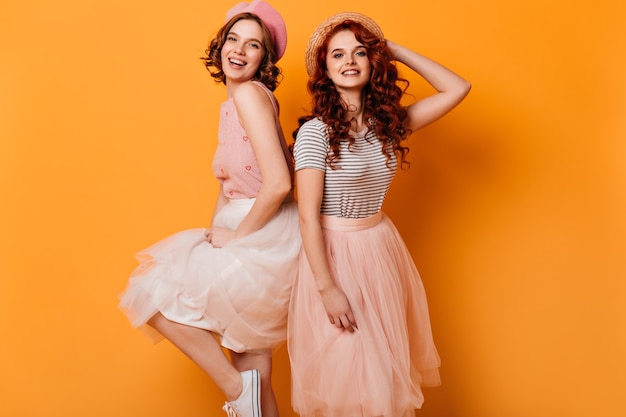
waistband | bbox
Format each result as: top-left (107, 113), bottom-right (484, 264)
top-left (321, 212), bottom-right (383, 232)
top-left (228, 191), bottom-right (295, 208)
top-left (227, 197), bottom-right (256, 208)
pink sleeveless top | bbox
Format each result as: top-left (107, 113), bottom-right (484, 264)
top-left (212, 81), bottom-right (293, 199)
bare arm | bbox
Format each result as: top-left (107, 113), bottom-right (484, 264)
top-left (232, 82), bottom-right (292, 237)
top-left (297, 168), bottom-right (357, 332)
top-left (208, 82), bottom-right (291, 247)
top-left (386, 40), bottom-right (471, 132)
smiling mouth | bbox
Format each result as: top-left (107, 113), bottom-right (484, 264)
top-left (342, 70), bottom-right (359, 75)
top-left (229, 58), bottom-right (246, 67)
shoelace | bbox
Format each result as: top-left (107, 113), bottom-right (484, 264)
top-left (222, 402), bottom-right (240, 417)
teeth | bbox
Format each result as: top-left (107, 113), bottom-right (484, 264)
top-left (343, 70), bottom-right (358, 75)
top-left (230, 59), bottom-right (245, 66)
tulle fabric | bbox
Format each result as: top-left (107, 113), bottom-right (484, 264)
top-left (119, 198), bottom-right (300, 353)
top-left (288, 212), bottom-right (441, 417)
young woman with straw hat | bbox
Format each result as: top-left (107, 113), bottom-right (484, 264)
top-left (288, 11), bottom-right (471, 417)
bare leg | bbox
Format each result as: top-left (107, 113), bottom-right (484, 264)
top-left (231, 350), bottom-right (279, 417)
top-left (147, 312), bottom-right (243, 401)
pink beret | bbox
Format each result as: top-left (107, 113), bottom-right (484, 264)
top-left (225, 0), bottom-right (287, 61)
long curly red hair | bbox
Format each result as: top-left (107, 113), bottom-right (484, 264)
top-left (293, 20), bottom-right (411, 168)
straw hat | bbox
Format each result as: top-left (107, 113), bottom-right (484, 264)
top-left (305, 12), bottom-right (384, 76)
top-left (226, 0), bottom-right (288, 61)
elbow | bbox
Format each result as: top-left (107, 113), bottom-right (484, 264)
top-left (268, 176), bottom-right (293, 201)
top-left (458, 79), bottom-right (472, 99)
top-left (298, 211), bottom-right (319, 232)
top-left (448, 79), bottom-right (471, 107)
top-left (278, 180), bottom-right (293, 200)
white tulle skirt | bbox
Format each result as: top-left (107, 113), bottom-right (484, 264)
top-left (119, 198), bottom-right (300, 352)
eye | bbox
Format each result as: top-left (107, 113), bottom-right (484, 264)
top-left (356, 50), bottom-right (367, 57)
top-left (333, 52), bottom-right (344, 59)
top-left (226, 35), bottom-right (237, 42)
top-left (249, 42), bottom-right (261, 49)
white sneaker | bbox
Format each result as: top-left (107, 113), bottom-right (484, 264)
top-left (222, 369), bottom-right (261, 417)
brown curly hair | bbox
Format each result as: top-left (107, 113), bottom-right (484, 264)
top-left (201, 13), bottom-right (282, 91)
top-left (293, 20), bottom-right (411, 168)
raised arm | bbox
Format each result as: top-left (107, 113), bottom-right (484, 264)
top-left (386, 40), bottom-right (471, 132)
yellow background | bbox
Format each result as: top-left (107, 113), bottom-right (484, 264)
top-left (1, 0), bottom-right (625, 416)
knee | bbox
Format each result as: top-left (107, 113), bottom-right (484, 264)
top-left (257, 359), bottom-right (273, 385)
top-left (232, 352), bottom-right (273, 382)
top-left (146, 312), bottom-right (164, 328)
top-left (251, 355), bottom-right (273, 381)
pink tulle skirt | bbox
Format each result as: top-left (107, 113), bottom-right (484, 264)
top-left (288, 212), bottom-right (440, 417)
top-left (118, 198), bottom-right (300, 353)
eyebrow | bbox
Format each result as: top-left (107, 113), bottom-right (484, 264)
top-left (227, 31), bottom-right (263, 45)
top-left (329, 45), bottom-right (366, 54)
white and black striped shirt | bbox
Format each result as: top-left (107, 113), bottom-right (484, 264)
top-left (294, 118), bottom-right (397, 219)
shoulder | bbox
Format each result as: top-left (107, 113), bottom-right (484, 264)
top-left (295, 118), bottom-right (329, 153)
top-left (298, 118), bottom-right (328, 137)
top-left (232, 81), bottom-right (267, 102)
top-left (232, 81), bottom-right (279, 119)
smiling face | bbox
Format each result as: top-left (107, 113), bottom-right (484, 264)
top-left (220, 18), bottom-right (266, 87)
top-left (325, 29), bottom-right (371, 92)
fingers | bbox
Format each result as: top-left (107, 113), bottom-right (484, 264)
top-left (322, 288), bottom-right (357, 332)
top-left (339, 315), bottom-right (357, 332)
top-left (204, 228), bottom-right (213, 243)
top-left (329, 314), bottom-right (358, 332)
top-left (346, 311), bottom-right (358, 330)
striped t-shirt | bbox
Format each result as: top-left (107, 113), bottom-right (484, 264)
top-left (294, 118), bottom-right (397, 219)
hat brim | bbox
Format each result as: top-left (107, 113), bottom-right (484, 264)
top-left (305, 12), bottom-right (384, 76)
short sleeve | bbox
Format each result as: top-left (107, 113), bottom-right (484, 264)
top-left (293, 119), bottom-right (328, 172)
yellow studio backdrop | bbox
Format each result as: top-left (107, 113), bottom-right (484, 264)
top-left (1, 0), bottom-right (624, 416)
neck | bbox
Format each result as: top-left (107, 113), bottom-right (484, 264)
top-left (226, 78), bottom-right (253, 98)
top-left (225, 81), bottom-right (239, 98)
top-left (339, 91), bottom-right (365, 131)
